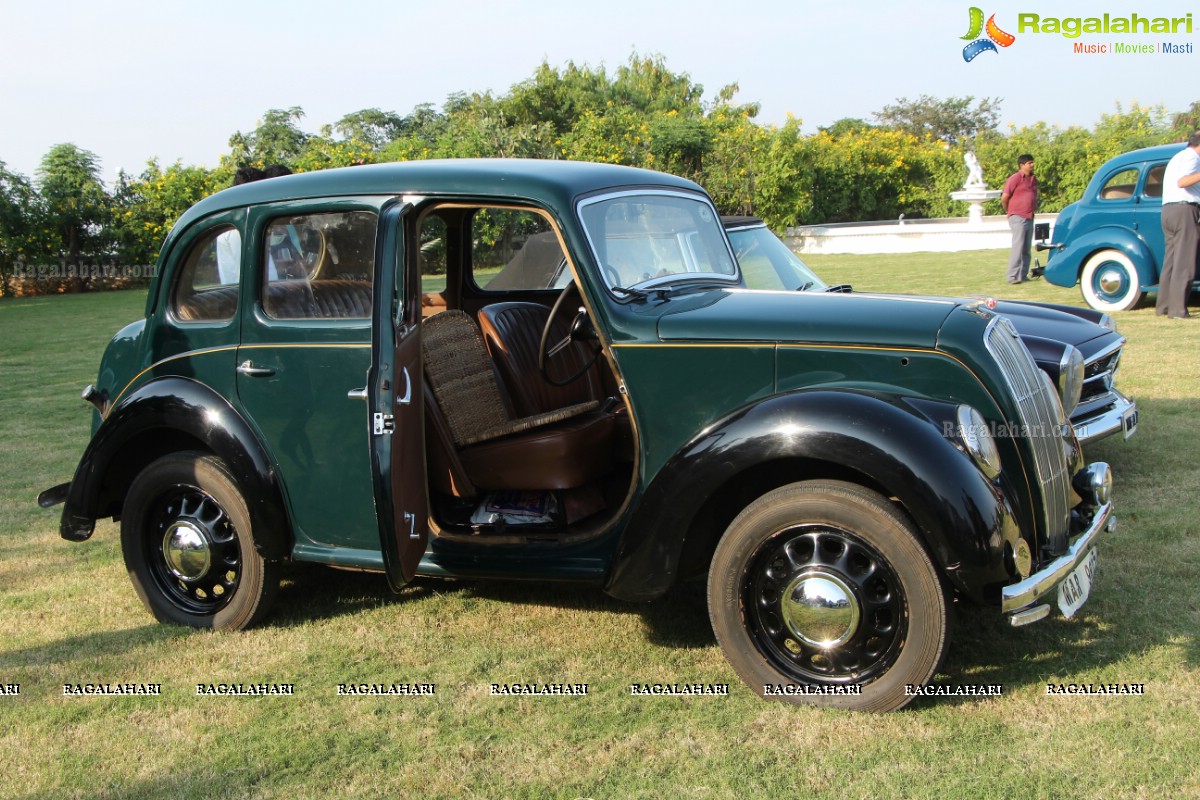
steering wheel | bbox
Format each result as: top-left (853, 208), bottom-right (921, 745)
top-left (538, 282), bottom-right (603, 387)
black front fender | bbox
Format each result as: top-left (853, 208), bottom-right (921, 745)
top-left (606, 390), bottom-right (1018, 604)
top-left (57, 376), bottom-right (291, 560)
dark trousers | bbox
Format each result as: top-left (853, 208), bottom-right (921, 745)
top-left (1158, 202), bottom-right (1199, 318)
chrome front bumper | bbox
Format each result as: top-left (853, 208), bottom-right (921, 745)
top-left (1072, 389), bottom-right (1137, 445)
top-left (1002, 501), bottom-right (1114, 624)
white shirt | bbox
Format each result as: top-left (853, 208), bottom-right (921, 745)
top-left (1162, 145), bottom-right (1200, 204)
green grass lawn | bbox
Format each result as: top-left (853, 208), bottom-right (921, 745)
top-left (2, 254), bottom-right (1198, 799)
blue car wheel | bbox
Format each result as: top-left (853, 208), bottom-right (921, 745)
top-left (1080, 250), bottom-right (1145, 312)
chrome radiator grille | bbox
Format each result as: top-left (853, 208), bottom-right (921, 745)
top-left (984, 316), bottom-right (1072, 543)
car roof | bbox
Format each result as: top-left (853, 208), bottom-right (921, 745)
top-left (1100, 143), bottom-right (1185, 169)
top-left (173, 158), bottom-right (703, 234)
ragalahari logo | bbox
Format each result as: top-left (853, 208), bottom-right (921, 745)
top-left (961, 7), bottom-right (1016, 61)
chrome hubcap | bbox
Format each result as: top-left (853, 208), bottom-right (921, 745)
top-left (1098, 267), bottom-right (1124, 295)
top-left (163, 521), bottom-right (212, 581)
top-left (781, 570), bottom-right (860, 648)
top-left (745, 525), bottom-right (906, 683)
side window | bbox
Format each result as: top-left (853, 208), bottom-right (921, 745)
top-left (1143, 164), bottom-right (1166, 199)
top-left (471, 208), bottom-right (568, 291)
top-left (172, 226), bottom-right (241, 322)
top-left (262, 210), bottom-right (376, 319)
top-left (1098, 168), bottom-right (1139, 201)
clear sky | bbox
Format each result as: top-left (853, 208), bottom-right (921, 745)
top-left (2, 0), bottom-right (1197, 184)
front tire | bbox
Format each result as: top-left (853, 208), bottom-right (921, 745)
top-left (1080, 250), bottom-right (1144, 312)
top-left (121, 452), bottom-right (278, 630)
top-left (707, 480), bottom-right (950, 712)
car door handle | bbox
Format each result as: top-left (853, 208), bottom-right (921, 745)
top-left (395, 366), bottom-right (412, 406)
top-left (236, 360), bottom-right (275, 378)
top-left (347, 388), bottom-right (368, 401)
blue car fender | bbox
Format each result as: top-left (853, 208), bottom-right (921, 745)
top-left (1045, 227), bottom-right (1157, 289)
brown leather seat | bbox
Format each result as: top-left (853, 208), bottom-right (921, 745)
top-left (477, 302), bottom-right (607, 417)
top-left (421, 310), bottom-right (613, 493)
top-left (175, 280), bottom-right (372, 321)
top-left (478, 302), bottom-right (633, 463)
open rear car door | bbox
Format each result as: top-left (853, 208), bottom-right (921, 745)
top-left (368, 200), bottom-right (428, 590)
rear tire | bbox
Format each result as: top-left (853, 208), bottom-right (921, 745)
top-left (121, 452), bottom-right (278, 630)
top-left (708, 480), bottom-right (950, 712)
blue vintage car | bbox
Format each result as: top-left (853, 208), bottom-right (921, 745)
top-left (1041, 143), bottom-right (1200, 312)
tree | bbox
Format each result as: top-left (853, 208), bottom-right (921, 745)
top-left (1090, 102), bottom-right (1171, 156)
top-left (36, 143), bottom-right (110, 265)
top-left (821, 118), bottom-right (875, 137)
top-left (874, 95), bottom-right (1001, 146)
top-left (327, 108), bottom-right (407, 149)
top-left (1, 161), bottom-right (44, 292)
top-left (1170, 100), bottom-right (1200, 139)
top-left (503, 60), bottom-right (611, 135)
top-left (226, 107), bottom-right (310, 169)
top-left (612, 54), bottom-right (705, 116)
top-left (111, 160), bottom-right (226, 265)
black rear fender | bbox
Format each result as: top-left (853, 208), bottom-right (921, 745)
top-left (57, 376), bottom-right (292, 561)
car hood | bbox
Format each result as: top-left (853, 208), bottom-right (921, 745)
top-left (655, 289), bottom-right (957, 349)
top-left (651, 288), bottom-right (1116, 358)
top-left (990, 299), bottom-right (1113, 357)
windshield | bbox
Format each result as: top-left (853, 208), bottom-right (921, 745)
top-left (727, 224), bottom-right (827, 292)
top-left (579, 192), bottom-right (739, 293)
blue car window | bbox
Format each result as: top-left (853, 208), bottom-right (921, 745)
top-left (1143, 165), bottom-right (1166, 199)
top-left (1098, 168), bottom-right (1139, 201)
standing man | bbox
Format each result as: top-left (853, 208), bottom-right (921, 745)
top-left (1157, 133), bottom-right (1200, 319)
top-left (1001, 154), bottom-right (1038, 284)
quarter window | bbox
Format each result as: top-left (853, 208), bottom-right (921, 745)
top-left (1098, 168), bottom-right (1139, 201)
top-left (172, 226), bottom-right (241, 323)
top-left (262, 211), bottom-right (377, 319)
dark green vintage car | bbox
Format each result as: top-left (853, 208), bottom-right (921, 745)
top-left (41, 159), bottom-right (1114, 711)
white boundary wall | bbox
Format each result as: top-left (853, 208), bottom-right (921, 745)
top-left (785, 214), bottom-right (1058, 255)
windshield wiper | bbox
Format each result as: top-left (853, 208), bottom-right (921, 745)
top-left (615, 276), bottom-right (734, 303)
top-left (610, 285), bottom-right (653, 301)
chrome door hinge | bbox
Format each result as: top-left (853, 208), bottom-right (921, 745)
top-left (373, 413), bottom-right (395, 435)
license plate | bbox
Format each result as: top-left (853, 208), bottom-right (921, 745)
top-left (1122, 405), bottom-right (1138, 439)
top-left (1057, 548), bottom-right (1098, 618)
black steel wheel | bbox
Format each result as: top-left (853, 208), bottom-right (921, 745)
top-left (121, 452), bottom-right (278, 630)
top-left (708, 480), bottom-right (950, 712)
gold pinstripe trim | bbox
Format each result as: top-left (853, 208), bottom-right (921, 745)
top-left (107, 342), bottom-right (371, 418)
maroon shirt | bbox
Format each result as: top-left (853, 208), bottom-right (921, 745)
top-left (1003, 171), bottom-right (1038, 219)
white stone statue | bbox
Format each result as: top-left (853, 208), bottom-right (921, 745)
top-left (950, 151), bottom-right (1001, 226)
top-left (964, 151), bottom-right (986, 188)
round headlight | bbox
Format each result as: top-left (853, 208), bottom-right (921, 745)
top-left (956, 405), bottom-right (1002, 479)
top-left (1057, 346), bottom-right (1084, 417)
